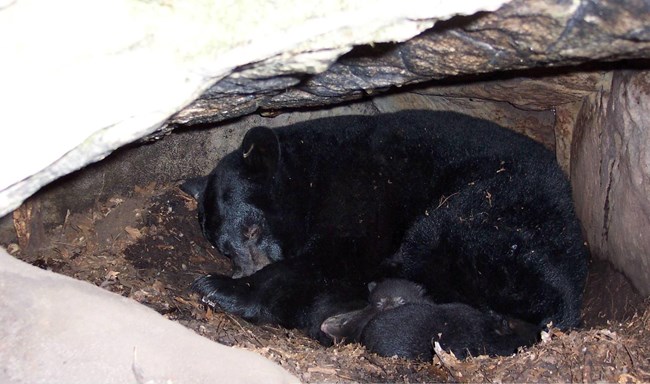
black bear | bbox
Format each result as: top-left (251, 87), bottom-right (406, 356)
top-left (183, 110), bottom-right (588, 348)
top-left (320, 279), bottom-right (539, 360)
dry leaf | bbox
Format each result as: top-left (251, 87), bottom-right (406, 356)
top-left (105, 270), bottom-right (120, 280)
top-left (124, 226), bottom-right (142, 240)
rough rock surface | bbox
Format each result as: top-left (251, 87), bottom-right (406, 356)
top-left (170, 0), bottom-right (650, 127)
top-left (1, 0), bottom-right (504, 218)
top-left (4, 0), bottom-right (650, 218)
top-left (0, 248), bottom-right (299, 384)
top-left (572, 70), bottom-right (650, 296)
top-left (413, 72), bottom-right (609, 112)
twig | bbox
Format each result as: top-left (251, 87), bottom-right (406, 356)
top-left (363, 352), bottom-right (388, 375)
top-left (622, 343), bottom-right (637, 372)
top-left (224, 312), bottom-right (265, 348)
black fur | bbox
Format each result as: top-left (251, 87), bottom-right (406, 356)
top-left (186, 110), bottom-right (588, 346)
top-left (321, 279), bottom-right (539, 360)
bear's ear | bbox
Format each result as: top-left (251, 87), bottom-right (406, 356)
top-left (180, 176), bottom-right (207, 200)
top-left (241, 126), bottom-right (280, 175)
top-left (367, 281), bottom-right (377, 293)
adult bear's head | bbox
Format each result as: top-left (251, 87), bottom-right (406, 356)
top-left (182, 126), bottom-right (283, 278)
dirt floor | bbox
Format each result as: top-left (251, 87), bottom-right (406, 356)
top-left (4, 183), bottom-right (650, 383)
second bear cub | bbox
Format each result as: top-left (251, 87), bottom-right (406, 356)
top-left (321, 279), bottom-right (539, 360)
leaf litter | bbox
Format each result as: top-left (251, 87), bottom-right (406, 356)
top-left (4, 183), bottom-right (649, 383)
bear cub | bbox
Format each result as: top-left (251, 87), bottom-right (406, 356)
top-left (321, 279), bottom-right (539, 360)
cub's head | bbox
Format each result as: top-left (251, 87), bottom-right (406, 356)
top-left (367, 278), bottom-right (428, 310)
top-left (182, 126), bottom-right (283, 278)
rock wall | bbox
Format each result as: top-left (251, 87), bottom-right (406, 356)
top-left (572, 70), bottom-right (650, 295)
top-left (173, 0), bottom-right (650, 127)
top-left (1, 0), bottom-right (504, 218)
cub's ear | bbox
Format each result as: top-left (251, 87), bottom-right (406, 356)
top-left (180, 176), bottom-right (207, 200)
top-left (241, 126), bottom-right (280, 175)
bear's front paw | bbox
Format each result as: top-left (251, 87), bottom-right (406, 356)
top-left (191, 274), bottom-right (254, 317)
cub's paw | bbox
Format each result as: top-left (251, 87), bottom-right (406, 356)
top-left (191, 274), bottom-right (254, 316)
